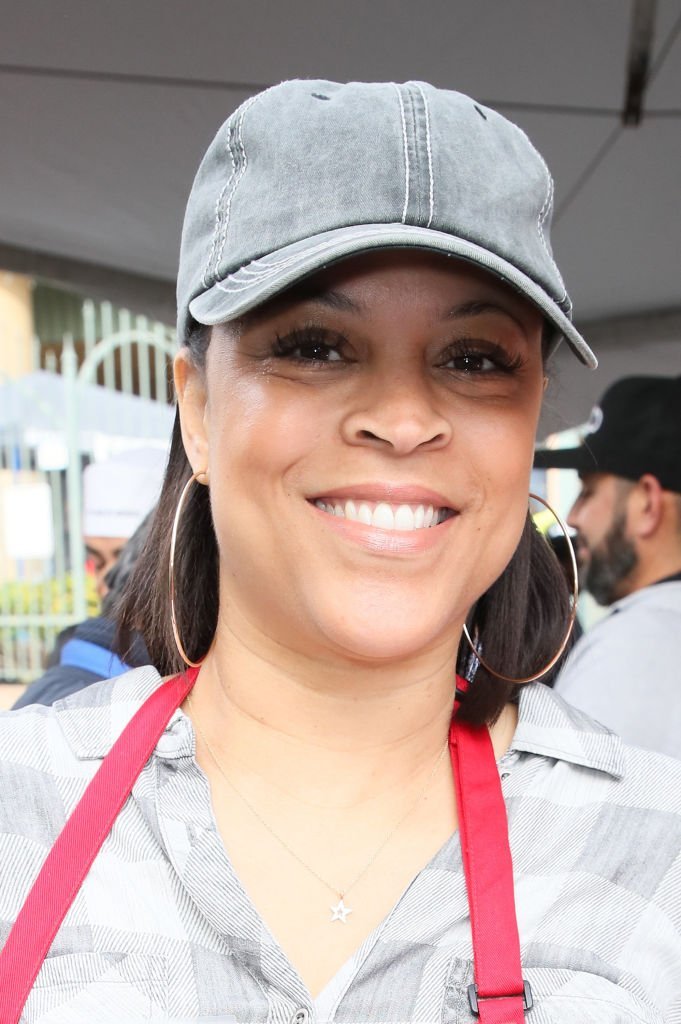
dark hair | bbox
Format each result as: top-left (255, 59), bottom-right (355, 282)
top-left (458, 514), bottom-right (573, 721)
top-left (117, 319), bottom-right (573, 726)
top-left (101, 509), bottom-right (155, 618)
top-left (117, 323), bottom-right (216, 675)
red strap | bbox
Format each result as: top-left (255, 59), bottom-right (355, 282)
top-left (451, 681), bottom-right (527, 1024)
top-left (0, 668), bottom-right (198, 1024)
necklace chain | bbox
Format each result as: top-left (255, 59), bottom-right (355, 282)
top-left (187, 690), bottom-right (448, 912)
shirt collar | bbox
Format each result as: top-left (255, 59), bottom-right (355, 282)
top-left (512, 682), bottom-right (625, 779)
top-left (609, 578), bottom-right (681, 615)
top-left (56, 665), bottom-right (194, 761)
top-left (57, 668), bottom-right (625, 780)
top-left (652, 570), bottom-right (681, 586)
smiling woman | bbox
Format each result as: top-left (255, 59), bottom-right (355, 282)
top-left (0, 80), bottom-right (680, 1024)
top-left (132, 249), bottom-right (570, 726)
top-left (171, 252), bottom-right (548, 678)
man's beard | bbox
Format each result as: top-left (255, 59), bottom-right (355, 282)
top-left (582, 512), bottom-right (638, 606)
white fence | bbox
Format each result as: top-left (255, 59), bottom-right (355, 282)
top-left (0, 309), bottom-right (174, 683)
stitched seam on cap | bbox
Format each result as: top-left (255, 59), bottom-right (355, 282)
top-left (415, 84), bottom-right (434, 228)
top-left (208, 226), bottom-right (579, 303)
top-left (215, 92), bottom-right (262, 275)
top-left (538, 172), bottom-right (567, 306)
top-left (392, 84), bottom-right (410, 224)
top-left (201, 125), bottom-right (238, 289)
top-left (531, 144), bottom-right (569, 306)
top-left (507, 119), bottom-right (570, 311)
top-left (215, 228), bottom-right (554, 286)
top-left (406, 89), bottom-right (421, 223)
top-left (214, 229), bottom-right (392, 289)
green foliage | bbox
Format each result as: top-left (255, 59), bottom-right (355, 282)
top-left (0, 574), bottom-right (100, 618)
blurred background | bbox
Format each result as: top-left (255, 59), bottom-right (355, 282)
top-left (0, 0), bottom-right (679, 697)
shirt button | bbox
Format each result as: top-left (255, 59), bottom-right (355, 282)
top-left (291, 1011), bottom-right (311, 1024)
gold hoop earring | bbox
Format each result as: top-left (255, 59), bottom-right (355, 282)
top-left (462, 492), bottom-right (578, 685)
top-left (169, 470), bottom-right (209, 668)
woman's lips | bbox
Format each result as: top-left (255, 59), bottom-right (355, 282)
top-left (306, 484), bottom-right (459, 553)
top-left (312, 498), bottom-right (455, 532)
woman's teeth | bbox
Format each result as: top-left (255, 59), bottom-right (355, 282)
top-left (313, 499), bottom-right (452, 531)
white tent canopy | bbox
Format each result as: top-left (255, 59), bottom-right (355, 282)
top-left (1, 0), bottom-right (679, 435)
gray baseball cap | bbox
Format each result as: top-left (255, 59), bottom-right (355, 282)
top-left (177, 79), bottom-right (596, 368)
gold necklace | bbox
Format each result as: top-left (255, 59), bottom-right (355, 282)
top-left (187, 691), bottom-right (448, 924)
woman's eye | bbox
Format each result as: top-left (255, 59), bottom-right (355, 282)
top-left (439, 342), bottom-right (521, 375)
top-left (448, 353), bottom-right (497, 373)
top-left (295, 341), bottom-right (342, 362)
top-left (272, 331), bottom-right (344, 363)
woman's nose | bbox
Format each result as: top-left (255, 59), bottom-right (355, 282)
top-left (340, 374), bottom-right (452, 455)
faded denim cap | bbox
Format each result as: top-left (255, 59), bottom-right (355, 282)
top-left (178, 79), bottom-right (596, 368)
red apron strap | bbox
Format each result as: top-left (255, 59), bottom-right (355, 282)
top-left (450, 682), bottom-right (530, 1024)
top-left (0, 668), bottom-right (199, 1024)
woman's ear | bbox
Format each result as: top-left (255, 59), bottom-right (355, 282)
top-left (174, 349), bottom-right (209, 475)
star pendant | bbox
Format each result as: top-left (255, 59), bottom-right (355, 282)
top-left (330, 897), bottom-right (353, 923)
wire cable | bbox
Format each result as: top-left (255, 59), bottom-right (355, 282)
top-left (554, 7), bottom-right (681, 222)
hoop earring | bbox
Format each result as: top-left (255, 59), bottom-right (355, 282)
top-left (462, 492), bottom-right (578, 685)
top-left (169, 470), bottom-right (209, 668)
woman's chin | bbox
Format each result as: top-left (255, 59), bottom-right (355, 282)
top-left (317, 611), bottom-right (457, 665)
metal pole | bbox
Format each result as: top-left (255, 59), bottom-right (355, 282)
top-left (62, 335), bottom-right (86, 623)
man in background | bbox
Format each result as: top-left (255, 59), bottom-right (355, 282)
top-left (12, 447), bottom-right (166, 708)
top-left (534, 374), bottom-right (681, 758)
top-left (83, 447), bottom-right (166, 597)
top-left (13, 510), bottom-right (154, 708)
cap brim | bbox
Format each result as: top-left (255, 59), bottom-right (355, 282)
top-left (533, 445), bottom-right (599, 472)
top-left (188, 223), bottom-right (597, 368)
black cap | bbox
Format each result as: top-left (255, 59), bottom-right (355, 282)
top-left (534, 375), bottom-right (681, 494)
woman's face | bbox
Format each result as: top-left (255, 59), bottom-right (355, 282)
top-left (176, 250), bottom-right (545, 663)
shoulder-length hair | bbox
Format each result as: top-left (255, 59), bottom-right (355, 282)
top-left (116, 320), bottom-right (573, 726)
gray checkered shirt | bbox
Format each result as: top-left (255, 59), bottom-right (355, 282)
top-left (0, 668), bottom-right (679, 1023)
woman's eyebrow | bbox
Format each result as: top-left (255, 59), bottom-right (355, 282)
top-left (236, 287), bottom-right (361, 331)
top-left (293, 287), bottom-right (362, 313)
top-left (445, 299), bottom-right (531, 336)
top-left (446, 300), bottom-right (515, 320)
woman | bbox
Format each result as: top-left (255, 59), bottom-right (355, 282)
top-left (0, 80), bottom-right (679, 1024)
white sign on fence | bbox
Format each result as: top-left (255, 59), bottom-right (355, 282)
top-left (2, 481), bottom-right (55, 560)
